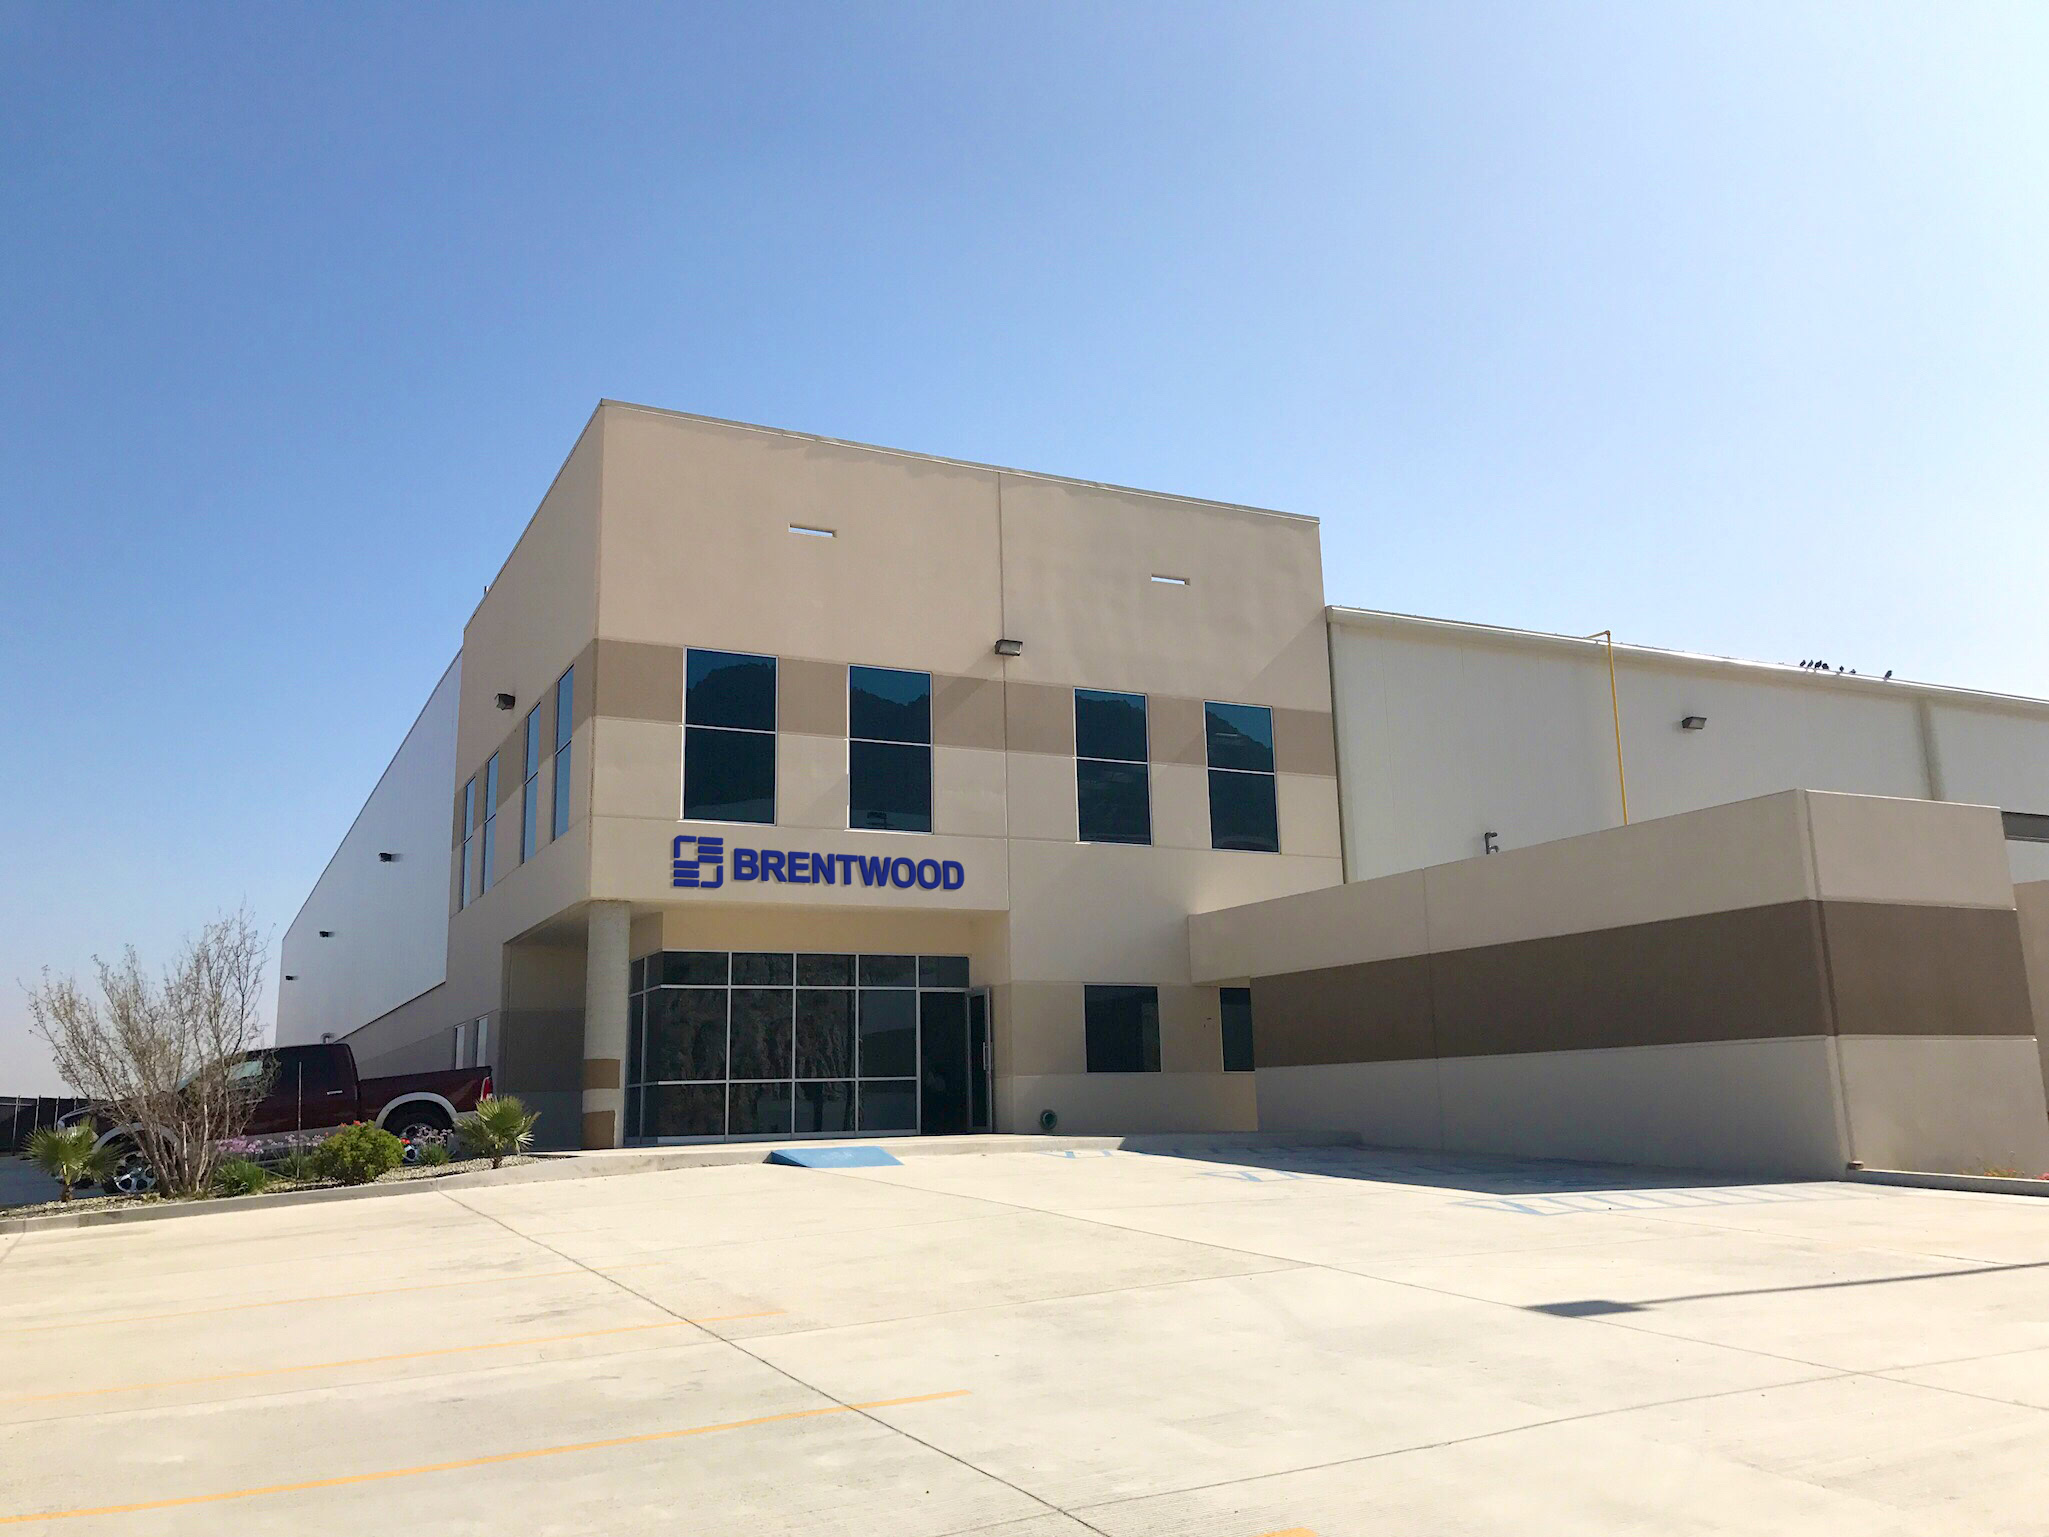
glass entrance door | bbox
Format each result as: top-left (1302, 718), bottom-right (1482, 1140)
top-left (968, 989), bottom-right (992, 1132)
top-left (918, 990), bottom-right (970, 1135)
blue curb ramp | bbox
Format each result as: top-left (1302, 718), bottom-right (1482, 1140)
top-left (768, 1146), bottom-right (903, 1169)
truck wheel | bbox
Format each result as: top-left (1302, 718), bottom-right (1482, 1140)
top-left (392, 1106), bottom-right (453, 1163)
top-left (108, 1146), bottom-right (157, 1197)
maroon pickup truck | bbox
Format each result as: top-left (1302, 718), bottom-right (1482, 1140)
top-left (71, 1042), bottom-right (494, 1195)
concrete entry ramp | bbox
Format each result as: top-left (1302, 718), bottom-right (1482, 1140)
top-left (767, 1145), bottom-right (904, 1169)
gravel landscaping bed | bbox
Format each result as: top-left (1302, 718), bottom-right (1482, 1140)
top-left (0, 1154), bottom-right (539, 1220)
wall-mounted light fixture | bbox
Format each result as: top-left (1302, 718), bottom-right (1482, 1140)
top-left (1483, 831), bottom-right (1499, 855)
top-left (1680, 715), bottom-right (1707, 731)
top-left (320, 1032), bottom-right (335, 1043)
top-left (318, 930), bottom-right (333, 939)
top-left (994, 638), bottom-right (1024, 657)
top-left (284, 974), bottom-right (297, 982)
top-left (788, 524), bottom-right (836, 539)
top-left (378, 851), bottom-right (397, 862)
top-left (1150, 574), bottom-right (1189, 586)
top-left (494, 692), bottom-right (515, 711)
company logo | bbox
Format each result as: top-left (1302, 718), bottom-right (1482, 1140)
top-left (669, 836), bottom-right (962, 893)
top-left (670, 835), bottom-right (725, 889)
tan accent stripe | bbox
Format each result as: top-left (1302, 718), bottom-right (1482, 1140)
top-left (591, 638), bottom-right (685, 723)
top-left (1148, 694), bottom-right (1206, 766)
top-left (1272, 707), bottom-right (1337, 777)
top-left (0, 1314), bottom-right (783, 1405)
top-left (777, 656), bottom-right (848, 736)
top-left (581, 1108), bottom-right (617, 1148)
top-left (1004, 680), bottom-right (1075, 756)
top-left (581, 1057), bottom-right (622, 1090)
top-left (933, 672), bottom-right (1005, 750)
top-left (1249, 899), bottom-right (2039, 1068)
top-left (0, 1391), bottom-right (970, 1525)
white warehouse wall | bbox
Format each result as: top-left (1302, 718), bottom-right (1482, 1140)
top-left (277, 655), bottom-right (461, 1045)
top-left (1330, 609), bottom-right (2049, 884)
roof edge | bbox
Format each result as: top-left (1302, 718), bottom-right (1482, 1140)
top-left (1327, 604), bottom-right (2049, 718)
top-left (596, 399), bottom-right (1319, 526)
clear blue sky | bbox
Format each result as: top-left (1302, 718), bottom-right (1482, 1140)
top-left (4, 3), bottom-right (2047, 1092)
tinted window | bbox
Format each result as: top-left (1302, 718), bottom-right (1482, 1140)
top-left (1220, 987), bottom-right (1254, 1073)
top-left (857, 989), bottom-right (918, 1077)
top-left (796, 990), bottom-right (856, 1078)
top-left (1208, 768), bottom-right (1280, 853)
top-left (1085, 985), bottom-right (1161, 1073)
top-left (732, 951), bottom-right (793, 986)
top-left (657, 951), bottom-right (728, 987)
top-left (554, 669), bottom-right (575, 750)
top-left (797, 952), bottom-right (856, 987)
top-left (729, 989), bottom-right (793, 1079)
top-left (643, 989), bottom-right (728, 1081)
top-left (857, 1081), bottom-right (918, 1132)
top-left (796, 1080), bottom-right (854, 1134)
top-left (859, 953), bottom-right (917, 988)
top-left (849, 740), bottom-right (932, 831)
top-left (849, 666), bottom-right (931, 744)
top-left (918, 954), bottom-right (970, 989)
top-left (646, 1083), bottom-right (724, 1137)
top-left (729, 1082), bottom-right (793, 1137)
top-left (1078, 759), bottom-right (1151, 845)
top-left (1204, 702), bottom-right (1275, 773)
top-left (685, 726), bottom-right (775, 823)
top-left (686, 650), bottom-right (777, 731)
top-left (2003, 810), bottom-right (2049, 843)
top-left (1075, 689), bottom-right (1147, 763)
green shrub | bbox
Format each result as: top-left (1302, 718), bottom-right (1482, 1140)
top-left (311, 1122), bottom-right (405, 1186)
top-left (417, 1141), bottom-right (452, 1167)
top-left (457, 1095), bottom-right (540, 1170)
top-left (276, 1148), bottom-right (321, 1183)
top-left (213, 1158), bottom-right (272, 1197)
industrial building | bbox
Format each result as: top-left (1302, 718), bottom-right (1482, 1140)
top-left (279, 402), bottom-right (2049, 1174)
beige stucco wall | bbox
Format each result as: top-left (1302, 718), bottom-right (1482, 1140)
top-left (2016, 880), bottom-right (2049, 1108)
top-left (420, 403), bottom-right (1344, 1137)
top-left (1212, 790), bottom-right (2049, 1177)
top-left (1329, 608), bottom-right (2049, 887)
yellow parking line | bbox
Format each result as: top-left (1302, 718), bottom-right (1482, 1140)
top-left (0, 1390), bottom-right (971, 1524)
top-left (0, 1313), bottom-right (784, 1405)
top-left (0, 1258), bottom-right (677, 1334)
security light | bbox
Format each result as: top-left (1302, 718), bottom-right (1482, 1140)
top-left (494, 692), bottom-right (516, 710)
top-left (1680, 715), bottom-right (1707, 731)
top-left (284, 974), bottom-right (297, 982)
top-left (378, 851), bottom-right (397, 862)
top-left (318, 930), bottom-right (333, 938)
top-left (994, 638), bottom-right (1024, 657)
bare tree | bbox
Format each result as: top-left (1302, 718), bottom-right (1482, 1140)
top-left (25, 909), bottom-right (274, 1198)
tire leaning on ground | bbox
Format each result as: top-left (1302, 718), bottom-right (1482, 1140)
top-left (390, 1104), bottom-right (454, 1163)
top-left (106, 1143), bottom-right (158, 1197)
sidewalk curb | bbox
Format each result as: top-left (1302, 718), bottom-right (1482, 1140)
top-left (1847, 1169), bottom-right (2049, 1198)
top-left (0, 1131), bottom-right (1361, 1236)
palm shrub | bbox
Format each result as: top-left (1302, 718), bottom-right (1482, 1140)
top-left (213, 1158), bottom-right (272, 1197)
top-left (457, 1095), bottom-right (540, 1170)
top-left (25, 1124), bottom-right (113, 1203)
top-left (310, 1122), bottom-right (405, 1186)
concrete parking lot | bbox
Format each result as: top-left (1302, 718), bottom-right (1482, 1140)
top-left (2, 1141), bottom-right (2047, 1535)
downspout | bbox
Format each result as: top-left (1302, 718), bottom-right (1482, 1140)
top-left (1587, 630), bottom-right (1630, 824)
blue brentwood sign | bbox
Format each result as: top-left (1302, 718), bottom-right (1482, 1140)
top-left (672, 835), bottom-right (964, 893)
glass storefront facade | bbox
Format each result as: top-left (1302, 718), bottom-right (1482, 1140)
top-left (625, 950), bottom-right (983, 1142)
